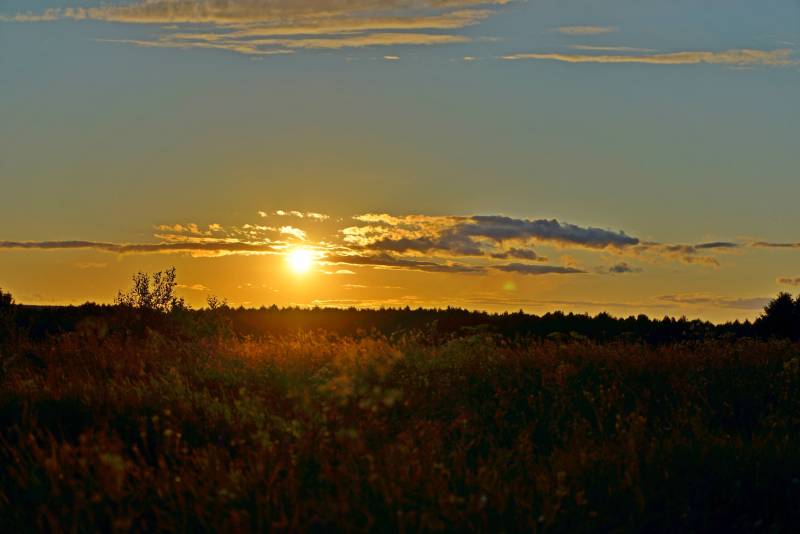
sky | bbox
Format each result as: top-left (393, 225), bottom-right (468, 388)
top-left (1, 0), bottom-right (799, 322)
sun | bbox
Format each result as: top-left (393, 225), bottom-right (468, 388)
top-left (286, 248), bottom-right (315, 274)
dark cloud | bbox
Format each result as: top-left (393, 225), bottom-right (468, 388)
top-left (607, 262), bottom-right (642, 274)
top-left (366, 236), bottom-right (483, 256)
top-left (464, 216), bottom-right (639, 248)
top-left (352, 214), bottom-right (639, 261)
top-left (323, 253), bottom-right (485, 273)
top-left (492, 263), bottom-right (585, 275)
top-left (694, 241), bottom-right (739, 250)
top-left (490, 248), bottom-right (543, 260)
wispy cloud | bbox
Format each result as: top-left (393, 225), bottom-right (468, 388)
top-left (4, 1), bottom-right (510, 56)
top-left (502, 48), bottom-right (797, 67)
top-left (556, 26), bottom-right (618, 36)
top-left (570, 45), bottom-right (654, 53)
top-left (753, 241), bottom-right (800, 249)
top-left (4, 2), bottom-right (506, 26)
top-left (778, 277), bottom-right (800, 286)
top-left (492, 263), bottom-right (585, 275)
top-left (322, 252), bottom-right (486, 274)
top-left (103, 32), bottom-right (471, 55)
top-left (177, 283), bottom-right (212, 292)
top-left (271, 210), bottom-right (329, 221)
top-left (0, 240), bottom-right (282, 256)
top-left (632, 241), bottom-right (741, 267)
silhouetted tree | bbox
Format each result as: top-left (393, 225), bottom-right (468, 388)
top-left (757, 292), bottom-right (799, 340)
top-left (206, 295), bottom-right (229, 311)
top-left (115, 267), bottom-right (186, 312)
top-left (0, 288), bottom-right (12, 310)
top-left (0, 288), bottom-right (16, 345)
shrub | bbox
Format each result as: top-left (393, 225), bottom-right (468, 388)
top-left (115, 267), bottom-right (186, 313)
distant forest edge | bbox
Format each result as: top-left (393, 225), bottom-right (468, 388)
top-left (2, 268), bottom-right (800, 344)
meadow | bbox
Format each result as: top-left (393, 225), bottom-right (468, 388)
top-left (2, 311), bottom-right (800, 532)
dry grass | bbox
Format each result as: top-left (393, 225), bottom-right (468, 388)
top-left (2, 329), bottom-right (800, 532)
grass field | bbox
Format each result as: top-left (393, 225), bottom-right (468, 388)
top-left (2, 326), bottom-right (800, 532)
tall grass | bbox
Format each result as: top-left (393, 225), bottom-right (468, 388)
top-left (1, 329), bottom-right (799, 532)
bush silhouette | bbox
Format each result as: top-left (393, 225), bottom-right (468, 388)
top-left (115, 267), bottom-right (185, 312)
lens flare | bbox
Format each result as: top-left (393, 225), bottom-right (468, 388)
top-left (287, 248), bottom-right (314, 274)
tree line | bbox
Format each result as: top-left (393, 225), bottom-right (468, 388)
top-left (2, 269), bottom-right (800, 344)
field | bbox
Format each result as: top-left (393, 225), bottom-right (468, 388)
top-left (2, 321), bottom-right (800, 532)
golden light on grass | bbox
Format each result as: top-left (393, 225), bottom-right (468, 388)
top-left (286, 247), bottom-right (315, 274)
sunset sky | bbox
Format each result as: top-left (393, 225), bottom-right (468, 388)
top-left (1, 0), bottom-right (799, 321)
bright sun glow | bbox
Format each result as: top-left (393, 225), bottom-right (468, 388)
top-left (287, 248), bottom-right (314, 274)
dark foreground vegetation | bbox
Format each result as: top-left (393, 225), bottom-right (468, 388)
top-left (1, 277), bottom-right (800, 532)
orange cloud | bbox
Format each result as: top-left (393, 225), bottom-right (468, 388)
top-left (503, 49), bottom-right (797, 67)
top-left (556, 26), bottom-right (618, 35)
top-left (5, 1), bottom-right (509, 56)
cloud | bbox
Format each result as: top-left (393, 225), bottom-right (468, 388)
top-left (154, 222), bottom-right (226, 236)
top-left (492, 263), bottom-right (585, 275)
top-left (464, 216), bottom-right (639, 247)
top-left (657, 293), bottom-right (770, 311)
top-left (556, 26), bottom-right (618, 36)
top-left (323, 252), bottom-right (486, 273)
top-left (0, 240), bottom-right (281, 256)
top-left (0, 11), bottom-right (63, 22)
top-left (273, 210), bottom-right (329, 221)
top-left (10, 2), bottom-right (506, 26)
top-left (752, 241), bottom-right (800, 249)
top-left (632, 241), bottom-right (741, 267)
top-left (279, 226), bottom-right (307, 240)
top-left (177, 283), bottom-right (212, 291)
top-left (5, 1), bottom-right (509, 56)
top-left (607, 262), bottom-right (642, 274)
top-left (778, 277), bottom-right (800, 286)
top-left (570, 45), bottom-right (654, 53)
top-left (502, 49), bottom-right (797, 67)
top-left (107, 32), bottom-right (471, 55)
top-left (344, 214), bottom-right (639, 260)
top-left (693, 241), bottom-right (740, 250)
top-left (4, 212), bottom-right (790, 279)
top-left (322, 269), bottom-right (357, 275)
top-left (490, 247), bottom-right (544, 261)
